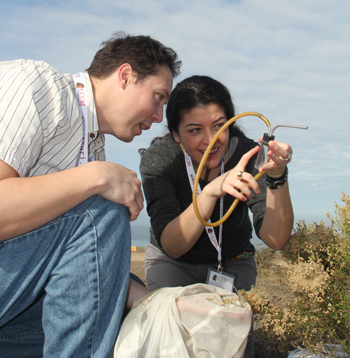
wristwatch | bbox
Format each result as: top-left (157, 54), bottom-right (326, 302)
top-left (266, 167), bottom-right (288, 190)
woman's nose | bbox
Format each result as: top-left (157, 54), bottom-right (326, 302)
top-left (203, 130), bottom-right (215, 145)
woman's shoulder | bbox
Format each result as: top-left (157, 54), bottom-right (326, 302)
top-left (141, 133), bottom-right (180, 157)
top-left (139, 133), bottom-right (183, 171)
top-left (236, 133), bottom-right (259, 150)
top-left (225, 134), bottom-right (259, 171)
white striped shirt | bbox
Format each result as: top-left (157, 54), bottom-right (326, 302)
top-left (0, 59), bottom-right (105, 177)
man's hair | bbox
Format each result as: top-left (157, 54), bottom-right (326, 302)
top-left (86, 31), bottom-right (181, 80)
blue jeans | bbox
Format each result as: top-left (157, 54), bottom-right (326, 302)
top-left (0, 195), bottom-right (131, 358)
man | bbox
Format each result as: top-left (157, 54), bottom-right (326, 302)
top-left (0, 32), bottom-right (181, 357)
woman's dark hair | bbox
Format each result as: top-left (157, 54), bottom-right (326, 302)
top-left (166, 75), bottom-right (244, 137)
top-left (87, 31), bottom-right (181, 80)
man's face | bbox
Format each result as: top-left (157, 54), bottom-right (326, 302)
top-left (101, 65), bottom-right (173, 142)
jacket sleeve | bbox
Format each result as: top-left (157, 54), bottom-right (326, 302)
top-left (140, 138), bottom-right (189, 247)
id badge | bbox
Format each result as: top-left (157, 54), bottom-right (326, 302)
top-left (206, 267), bottom-right (236, 292)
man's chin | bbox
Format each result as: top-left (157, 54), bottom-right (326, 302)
top-left (117, 129), bottom-right (141, 142)
top-left (114, 133), bottom-right (134, 143)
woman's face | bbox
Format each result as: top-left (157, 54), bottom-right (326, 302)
top-left (173, 103), bottom-right (230, 170)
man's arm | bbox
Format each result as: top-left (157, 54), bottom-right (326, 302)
top-left (0, 160), bottom-right (144, 241)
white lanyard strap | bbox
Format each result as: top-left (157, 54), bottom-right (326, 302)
top-left (73, 72), bottom-right (89, 166)
top-left (184, 151), bottom-right (224, 263)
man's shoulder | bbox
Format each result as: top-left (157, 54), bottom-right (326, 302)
top-left (0, 59), bottom-right (73, 86)
top-left (1, 59), bottom-right (56, 73)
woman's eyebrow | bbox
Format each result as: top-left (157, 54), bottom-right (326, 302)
top-left (185, 122), bottom-right (202, 128)
top-left (184, 117), bottom-right (226, 128)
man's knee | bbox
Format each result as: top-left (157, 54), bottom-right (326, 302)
top-left (85, 195), bottom-right (130, 224)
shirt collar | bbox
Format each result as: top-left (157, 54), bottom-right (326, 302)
top-left (83, 71), bottom-right (99, 137)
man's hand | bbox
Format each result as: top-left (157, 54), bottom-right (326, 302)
top-left (89, 161), bottom-right (144, 221)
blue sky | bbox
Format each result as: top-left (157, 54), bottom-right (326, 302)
top-left (1, 0), bottom-right (350, 238)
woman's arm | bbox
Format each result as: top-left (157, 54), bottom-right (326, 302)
top-left (160, 190), bottom-right (217, 258)
top-left (257, 140), bottom-right (294, 249)
top-left (160, 146), bottom-right (261, 258)
top-left (259, 182), bottom-right (293, 249)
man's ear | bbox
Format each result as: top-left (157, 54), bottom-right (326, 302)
top-left (172, 130), bottom-right (181, 144)
top-left (118, 63), bottom-right (133, 89)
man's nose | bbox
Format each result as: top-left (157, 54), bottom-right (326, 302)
top-left (152, 106), bottom-right (164, 123)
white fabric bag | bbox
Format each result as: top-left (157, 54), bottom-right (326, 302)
top-left (114, 283), bottom-right (252, 358)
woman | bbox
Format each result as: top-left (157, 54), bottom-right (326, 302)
top-left (140, 75), bottom-right (293, 357)
top-left (140, 75), bottom-right (293, 292)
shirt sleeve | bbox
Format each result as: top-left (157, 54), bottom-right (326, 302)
top-left (246, 160), bottom-right (267, 240)
top-left (0, 60), bottom-right (82, 177)
top-left (0, 61), bottom-right (44, 176)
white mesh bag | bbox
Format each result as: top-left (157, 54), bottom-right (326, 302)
top-left (114, 283), bottom-right (252, 358)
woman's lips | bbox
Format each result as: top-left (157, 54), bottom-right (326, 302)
top-left (200, 147), bottom-right (219, 156)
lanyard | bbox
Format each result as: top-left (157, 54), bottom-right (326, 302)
top-left (184, 151), bottom-right (224, 268)
top-left (73, 72), bottom-right (89, 166)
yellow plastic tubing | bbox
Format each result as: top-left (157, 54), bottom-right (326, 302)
top-left (192, 112), bottom-right (271, 227)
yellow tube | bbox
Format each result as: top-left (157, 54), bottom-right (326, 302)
top-left (192, 112), bottom-right (271, 227)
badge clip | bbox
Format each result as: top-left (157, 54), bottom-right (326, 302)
top-left (218, 261), bottom-right (223, 273)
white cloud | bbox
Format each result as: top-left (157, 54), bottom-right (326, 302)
top-left (1, 0), bottom-right (349, 233)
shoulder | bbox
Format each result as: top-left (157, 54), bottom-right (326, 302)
top-left (1, 59), bottom-right (59, 78)
top-left (225, 134), bottom-right (259, 172)
top-left (236, 133), bottom-right (259, 151)
top-left (141, 134), bottom-right (181, 160)
top-left (0, 59), bottom-right (74, 95)
top-left (140, 134), bottom-right (183, 173)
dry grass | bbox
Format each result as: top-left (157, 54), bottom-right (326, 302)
top-left (244, 193), bottom-right (350, 357)
top-left (246, 248), bottom-right (295, 358)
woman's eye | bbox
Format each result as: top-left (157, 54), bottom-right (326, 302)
top-left (215, 122), bottom-right (225, 128)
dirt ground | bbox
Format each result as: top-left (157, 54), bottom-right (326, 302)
top-left (130, 247), bottom-right (290, 358)
top-left (130, 247), bottom-right (147, 285)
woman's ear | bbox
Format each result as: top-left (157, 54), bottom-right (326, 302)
top-left (172, 130), bottom-right (181, 144)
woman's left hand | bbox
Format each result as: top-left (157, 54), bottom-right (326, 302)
top-left (258, 138), bottom-right (293, 178)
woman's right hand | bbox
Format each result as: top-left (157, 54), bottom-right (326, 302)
top-left (203, 146), bottom-right (261, 202)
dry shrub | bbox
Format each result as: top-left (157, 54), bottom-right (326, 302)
top-left (254, 246), bottom-right (276, 274)
top-left (282, 220), bottom-right (338, 270)
top-left (244, 193), bottom-right (350, 357)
